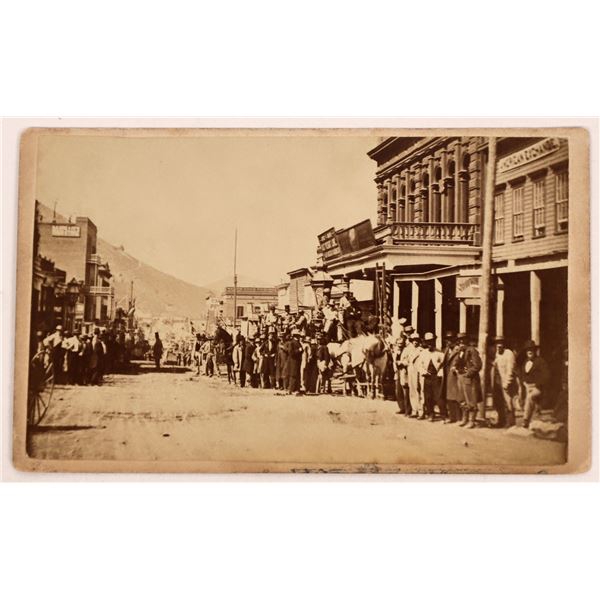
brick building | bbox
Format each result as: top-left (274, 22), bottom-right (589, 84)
top-left (37, 214), bottom-right (114, 331)
top-left (219, 286), bottom-right (278, 324)
top-left (318, 135), bottom-right (569, 380)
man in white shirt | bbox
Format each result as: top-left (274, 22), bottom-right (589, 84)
top-left (404, 332), bottom-right (423, 418)
top-left (418, 332), bottom-right (445, 421)
top-left (491, 336), bottom-right (518, 427)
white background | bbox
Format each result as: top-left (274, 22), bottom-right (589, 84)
top-left (1, 1), bottom-right (599, 599)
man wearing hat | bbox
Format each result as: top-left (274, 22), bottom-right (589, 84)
top-left (259, 331), bottom-right (278, 389)
top-left (491, 336), bottom-right (518, 427)
top-left (454, 333), bottom-right (482, 428)
top-left (440, 331), bottom-right (461, 423)
top-left (402, 332), bottom-right (422, 418)
top-left (316, 334), bottom-right (332, 394)
top-left (276, 332), bottom-right (290, 390)
top-left (243, 335), bottom-right (257, 387)
top-left (391, 316), bottom-right (407, 343)
top-left (44, 324), bottom-right (65, 383)
top-left (287, 330), bottom-right (303, 394)
top-left (417, 332), bottom-right (445, 421)
top-left (392, 336), bottom-right (407, 414)
top-left (518, 340), bottom-right (550, 429)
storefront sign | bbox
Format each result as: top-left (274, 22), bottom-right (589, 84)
top-left (497, 138), bottom-right (561, 173)
top-left (51, 224), bottom-right (81, 237)
top-left (317, 227), bottom-right (342, 261)
top-left (456, 275), bottom-right (480, 299)
top-left (336, 220), bottom-right (376, 256)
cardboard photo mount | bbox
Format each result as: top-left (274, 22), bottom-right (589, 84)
top-left (11, 126), bottom-right (592, 474)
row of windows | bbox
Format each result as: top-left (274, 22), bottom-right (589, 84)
top-left (493, 171), bottom-right (568, 244)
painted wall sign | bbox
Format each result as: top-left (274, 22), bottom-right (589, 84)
top-left (497, 138), bottom-right (561, 173)
top-left (317, 227), bottom-right (342, 261)
top-left (51, 224), bottom-right (81, 237)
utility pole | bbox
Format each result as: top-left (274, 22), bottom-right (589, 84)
top-left (233, 228), bottom-right (238, 329)
top-left (478, 137), bottom-right (497, 422)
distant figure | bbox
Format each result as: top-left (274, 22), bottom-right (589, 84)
top-left (153, 332), bottom-right (163, 370)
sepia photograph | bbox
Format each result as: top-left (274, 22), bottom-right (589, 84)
top-left (12, 127), bottom-right (591, 473)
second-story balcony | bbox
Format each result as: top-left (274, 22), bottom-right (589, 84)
top-left (375, 222), bottom-right (481, 246)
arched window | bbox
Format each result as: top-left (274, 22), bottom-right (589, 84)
top-left (399, 184), bottom-right (406, 221)
top-left (447, 160), bottom-right (456, 221)
top-left (421, 172), bottom-right (430, 222)
top-left (433, 167), bottom-right (442, 222)
top-left (459, 153), bottom-right (470, 222)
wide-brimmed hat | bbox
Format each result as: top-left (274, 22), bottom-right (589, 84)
top-left (422, 332), bottom-right (436, 342)
top-left (410, 332), bottom-right (420, 340)
top-left (444, 330), bottom-right (457, 340)
top-left (523, 339), bottom-right (538, 351)
top-left (457, 332), bottom-right (469, 341)
top-left (291, 329), bottom-right (301, 337)
top-left (404, 325), bottom-right (415, 334)
top-left (493, 336), bottom-right (506, 343)
top-left (399, 317), bottom-right (407, 325)
top-left (55, 325), bottom-right (63, 331)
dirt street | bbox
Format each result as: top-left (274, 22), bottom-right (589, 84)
top-left (27, 363), bottom-right (566, 469)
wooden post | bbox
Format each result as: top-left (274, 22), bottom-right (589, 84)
top-left (434, 278), bottom-right (443, 343)
top-left (477, 137), bottom-right (497, 422)
top-left (530, 270), bottom-right (541, 345)
top-left (411, 281), bottom-right (419, 330)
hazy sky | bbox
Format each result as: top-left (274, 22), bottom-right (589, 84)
top-left (35, 132), bottom-right (381, 287)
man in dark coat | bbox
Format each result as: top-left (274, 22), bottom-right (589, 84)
top-left (518, 340), bottom-right (550, 428)
top-left (454, 332), bottom-right (482, 428)
top-left (260, 331), bottom-right (278, 389)
top-left (276, 333), bottom-right (290, 390)
top-left (243, 337), bottom-right (257, 388)
top-left (287, 330), bottom-right (303, 394)
top-left (89, 328), bottom-right (105, 385)
top-left (439, 331), bottom-right (462, 423)
top-left (153, 332), bottom-right (163, 370)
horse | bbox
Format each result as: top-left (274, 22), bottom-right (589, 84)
top-left (360, 334), bottom-right (391, 399)
top-left (326, 338), bottom-right (369, 397)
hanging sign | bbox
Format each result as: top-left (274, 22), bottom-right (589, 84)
top-left (456, 275), bottom-right (480, 299)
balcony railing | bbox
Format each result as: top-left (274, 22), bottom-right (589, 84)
top-left (375, 222), bottom-right (481, 246)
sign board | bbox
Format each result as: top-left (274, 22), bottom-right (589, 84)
top-left (52, 224), bottom-right (81, 237)
top-left (335, 219), bottom-right (376, 256)
top-left (317, 227), bottom-right (342, 261)
top-left (456, 275), bottom-right (480, 299)
top-left (318, 220), bottom-right (376, 263)
top-left (497, 138), bottom-right (561, 173)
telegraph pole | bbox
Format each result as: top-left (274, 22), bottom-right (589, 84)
top-left (233, 228), bottom-right (238, 329)
top-left (478, 137), bottom-right (497, 422)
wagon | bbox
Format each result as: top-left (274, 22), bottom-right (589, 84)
top-left (27, 348), bottom-right (54, 426)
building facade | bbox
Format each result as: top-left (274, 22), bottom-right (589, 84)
top-left (318, 136), bottom-right (568, 384)
top-left (37, 214), bottom-right (114, 331)
top-left (219, 286), bottom-right (279, 324)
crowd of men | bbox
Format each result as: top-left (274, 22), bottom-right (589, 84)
top-left (34, 323), bottom-right (137, 386)
top-left (183, 295), bottom-right (564, 430)
top-left (390, 327), bottom-right (557, 429)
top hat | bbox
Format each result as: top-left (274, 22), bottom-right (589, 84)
top-left (404, 325), bottom-right (415, 334)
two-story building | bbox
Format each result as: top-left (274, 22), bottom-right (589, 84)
top-left (318, 135), bottom-right (568, 372)
top-left (37, 213), bottom-right (114, 331)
